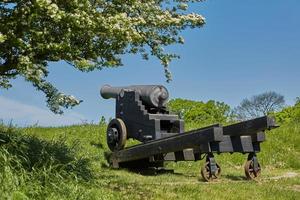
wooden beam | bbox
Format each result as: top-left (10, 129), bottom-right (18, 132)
top-left (223, 116), bottom-right (277, 137)
top-left (112, 126), bottom-right (223, 163)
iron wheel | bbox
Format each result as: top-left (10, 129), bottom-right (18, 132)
top-left (106, 118), bottom-right (127, 151)
top-left (244, 159), bottom-right (261, 180)
top-left (200, 161), bottom-right (221, 182)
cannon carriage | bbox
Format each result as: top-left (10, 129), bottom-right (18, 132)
top-left (100, 84), bottom-right (278, 181)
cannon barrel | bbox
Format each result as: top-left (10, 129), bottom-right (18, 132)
top-left (100, 84), bottom-right (169, 107)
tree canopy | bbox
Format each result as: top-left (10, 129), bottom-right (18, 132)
top-left (168, 98), bottom-right (231, 129)
top-left (274, 97), bottom-right (300, 124)
top-left (0, 0), bottom-right (205, 114)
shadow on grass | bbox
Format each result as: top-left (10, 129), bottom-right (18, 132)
top-left (102, 151), bottom-right (198, 178)
top-left (224, 174), bottom-right (247, 181)
top-left (90, 141), bottom-right (103, 149)
top-left (0, 130), bottom-right (93, 181)
top-left (127, 167), bottom-right (176, 176)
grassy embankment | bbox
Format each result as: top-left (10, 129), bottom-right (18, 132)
top-left (0, 121), bottom-right (299, 200)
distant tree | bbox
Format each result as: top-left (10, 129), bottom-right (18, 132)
top-left (234, 91), bottom-right (285, 120)
top-left (99, 116), bottom-right (106, 126)
top-left (0, 0), bottom-right (205, 114)
top-left (296, 97), bottom-right (300, 104)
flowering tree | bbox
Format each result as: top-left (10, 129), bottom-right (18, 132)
top-left (0, 0), bottom-right (205, 114)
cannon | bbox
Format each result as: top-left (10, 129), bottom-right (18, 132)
top-left (101, 84), bottom-right (278, 181)
top-left (100, 84), bottom-right (183, 151)
top-left (101, 85), bottom-right (169, 108)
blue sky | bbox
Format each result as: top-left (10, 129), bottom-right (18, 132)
top-left (1, 0), bottom-right (300, 126)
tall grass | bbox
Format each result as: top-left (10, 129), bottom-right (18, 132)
top-left (0, 120), bottom-right (299, 199)
top-left (0, 123), bottom-right (94, 199)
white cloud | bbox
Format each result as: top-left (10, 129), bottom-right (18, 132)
top-left (0, 96), bottom-right (86, 127)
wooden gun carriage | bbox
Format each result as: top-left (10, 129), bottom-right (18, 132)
top-left (100, 84), bottom-right (278, 181)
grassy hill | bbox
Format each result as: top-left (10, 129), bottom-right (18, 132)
top-left (0, 121), bottom-right (299, 200)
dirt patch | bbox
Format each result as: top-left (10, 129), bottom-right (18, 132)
top-left (137, 172), bottom-right (299, 186)
top-left (268, 172), bottom-right (298, 180)
top-left (290, 185), bottom-right (300, 192)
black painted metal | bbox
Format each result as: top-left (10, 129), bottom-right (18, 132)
top-left (100, 85), bottom-right (184, 142)
top-left (100, 84), bottom-right (169, 107)
top-left (207, 154), bottom-right (218, 175)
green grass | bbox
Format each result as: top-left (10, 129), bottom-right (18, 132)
top-left (0, 122), bottom-right (299, 200)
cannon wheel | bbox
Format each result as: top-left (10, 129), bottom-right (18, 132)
top-left (244, 159), bottom-right (261, 180)
top-left (107, 118), bottom-right (127, 151)
top-left (200, 161), bottom-right (221, 182)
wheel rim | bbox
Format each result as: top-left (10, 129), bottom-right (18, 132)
top-left (201, 162), bottom-right (221, 182)
top-left (245, 160), bottom-right (261, 180)
top-left (106, 118), bottom-right (127, 151)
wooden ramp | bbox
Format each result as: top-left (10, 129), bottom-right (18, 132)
top-left (110, 116), bottom-right (277, 169)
